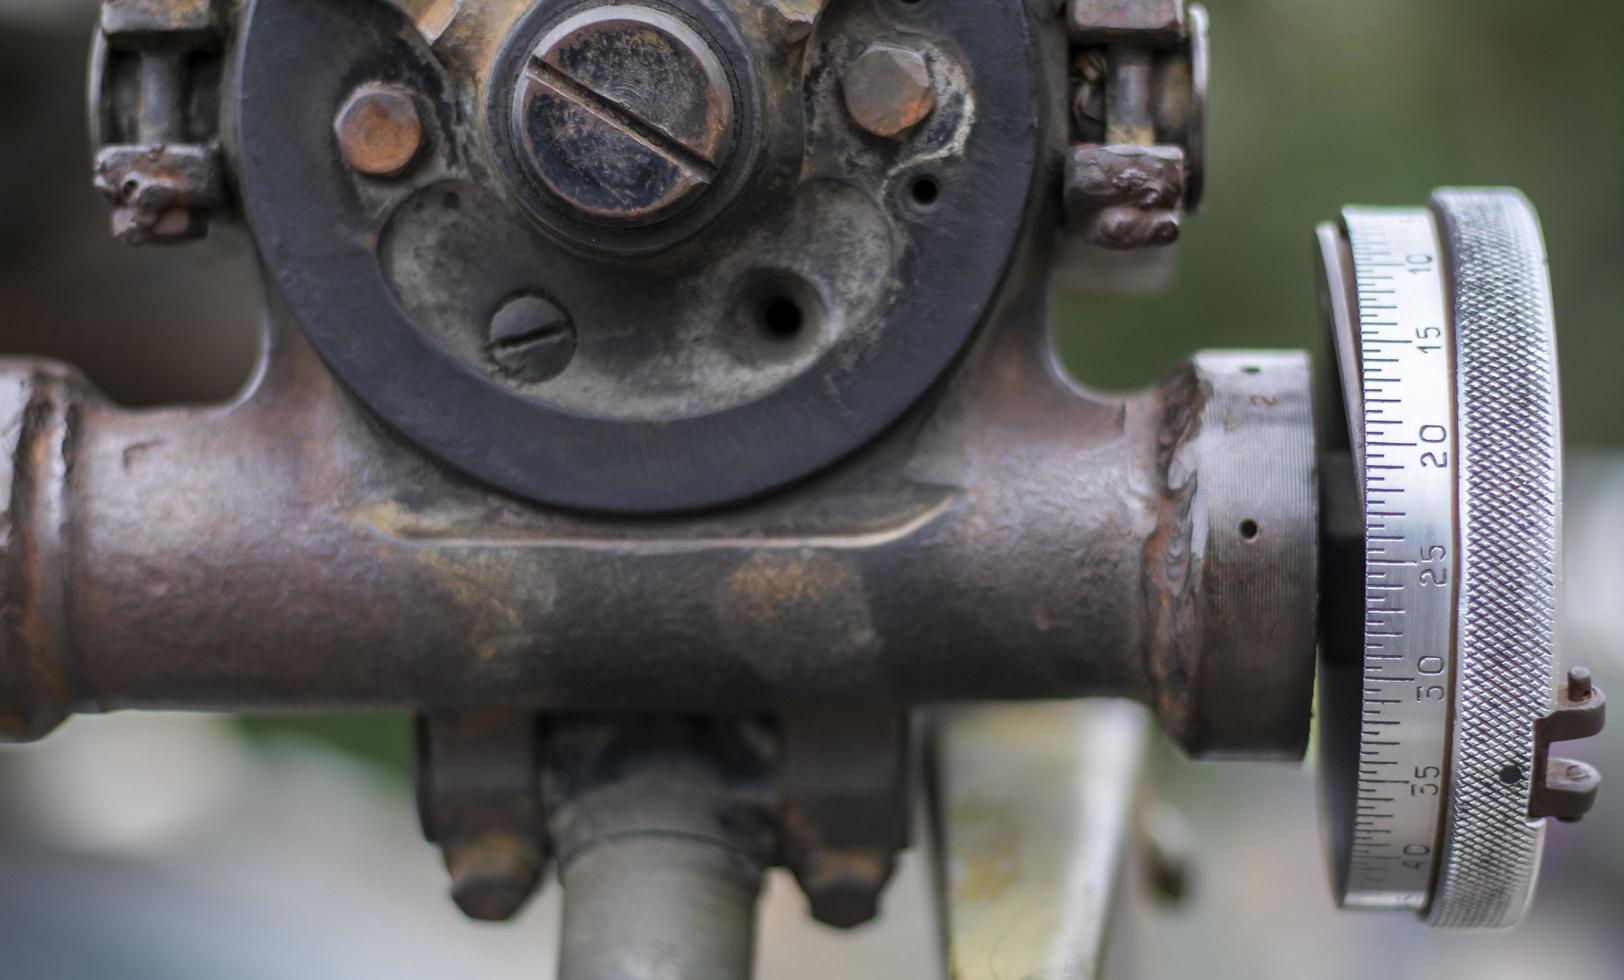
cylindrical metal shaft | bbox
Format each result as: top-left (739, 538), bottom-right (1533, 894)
top-left (0, 306), bottom-right (1318, 756)
top-left (548, 718), bottom-right (773, 980)
top-left (559, 837), bottom-right (762, 980)
top-left (137, 50), bottom-right (188, 144)
top-left (1105, 47), bottom-right (1155, 145)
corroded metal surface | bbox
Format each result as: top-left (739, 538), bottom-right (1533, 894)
top-left (90, 0), bottom-right (225, 245)
top-left (100, 0), bottom-right (216, 40)
top-left (0, 280), bottom-right (1316, 757)
top-left (511, 5), bottom-right (736, 225)
top-left (1065, 144), bottom-right (1185, 249)
top-left (334, 85), bottom-right (425, 178)
top-left (843, 45), bottom-right (935, 139)
top-left (19, 0), bottom-right (1312, 790)
top-left (1069, 0), bottom-right (1185, 45)
top-left (241, 0), bottom-right (1041, 510)
top-left (0, 366), bottom-right (77, 743)
top-left (779, 709), bottom-right (910, 927)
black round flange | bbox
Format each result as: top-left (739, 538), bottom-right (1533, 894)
top-left (233, 0), bottom-right (1041, 513)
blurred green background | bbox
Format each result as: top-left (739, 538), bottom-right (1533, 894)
top-left (1061, 0), bottom-right (1624, 455)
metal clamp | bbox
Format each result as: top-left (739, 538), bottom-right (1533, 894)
top-left (89, 0), bottom-right (227, 245)
top-left (1530, 669), bottom-right (1606, 822)
top-left (1065, 1), bottom-right (1208, 249)
top-left (415, 711), bottom-right (549, 922)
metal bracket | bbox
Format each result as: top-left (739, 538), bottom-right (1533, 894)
top-left (415, 711), bottom-right (549, 921)
top-left (1530, 668), bottom-right (1606, 822)
top-left (90, 0), bottom-right (227, 245)
top-left (1068, 0), bottom-right (1186, 46)
top-left (780, 710), bottom-right (911, 928)
top-left (1065, 0), bottom-right (1207, 249)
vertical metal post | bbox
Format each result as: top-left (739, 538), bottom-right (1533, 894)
top-left (1105, 48), bottom-right (1155, 145)
top-left (559, 836), bottom-right (763, 980)
top-left (547, 719), bottom-right (776, 980)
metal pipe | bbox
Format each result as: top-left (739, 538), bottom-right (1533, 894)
top-left (547, 718), bottom-right (773, 980)
top-left (0, 282), bottom-right (1317, 756)
top-left (559, 836), bottom-right (762, 980)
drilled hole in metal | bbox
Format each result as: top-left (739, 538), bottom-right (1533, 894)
top-left (760, 296), bottom-right (804, 341)
top-left (910, 176), bottom-right (940, 208)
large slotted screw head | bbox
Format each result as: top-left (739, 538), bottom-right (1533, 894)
top-left (510, 5), bottom-right (736, 227)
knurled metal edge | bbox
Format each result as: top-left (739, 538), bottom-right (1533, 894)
top-left (1427, 189), bottom-right (1560, 928)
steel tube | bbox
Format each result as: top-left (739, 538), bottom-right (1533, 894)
top-left (0, 292), bottom-right (1317, 755)
top-left (558, 836), bottom-right (762, 980)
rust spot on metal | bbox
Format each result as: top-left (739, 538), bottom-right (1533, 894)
top-left (335, 85), bottom-right (425, 178)
top-left (764, 0), bottom-right (828, 41)
top-left (843, 45), bottom-right (935, 139)
top-left (101, 0), bottom-right (217, 39)
top-left (0, 372), bottom-right (77, 742)
top-left (512, 6), bottom-right (735, 225)
top-left (414, 548), bottom-right (538, 663)
top-left (444, 830), bottom-right (545, 921)
top-left (93, 144), bottom-right (223, 245)
top-left (721, 551), bottom-right (858, 624)
top-left (1141, 364), bottom-right (1207, 743)
top-left (715, 550), bottom-right (879, 685)
top-left (1064, 144), bottom-right (1185, 249)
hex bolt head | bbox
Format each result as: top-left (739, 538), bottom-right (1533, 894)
top-left (843, 45), bottom-right (935, 139)
top-left (445, 833), bottom-right (544, 922)
top-left (511, 5), bottom-right (736, 227)
top-left (334, 85), bottom-right (425, 178)
top-left (488, 294), bottom-right (577, 383)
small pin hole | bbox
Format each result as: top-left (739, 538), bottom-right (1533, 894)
top-left (910, 176), bottom-right (940, 208)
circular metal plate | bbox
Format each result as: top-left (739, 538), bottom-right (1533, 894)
top-left (233, 0), bottom-right (1040, 513)
top-left (1317, 189), bottom-right (1560, 927)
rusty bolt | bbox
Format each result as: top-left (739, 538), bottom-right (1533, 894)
top-left (445, 832), bottom-right (544, 922)
top-left (793, 848), bottom-right (891, 929)
top-left (335, 85), bottom-right (425, 178)
top-left (488, 294), bottom-right (576, 383)
top-left (511, 5), bottom-right (736, 227)
top-left (843, 45), bottom-right (934, 139)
